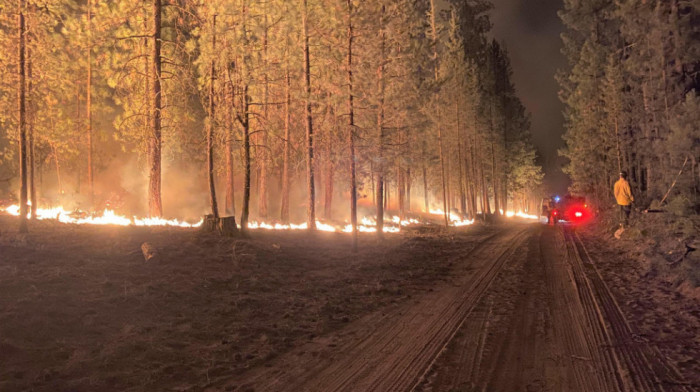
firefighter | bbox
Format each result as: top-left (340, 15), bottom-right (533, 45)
top-left (614, 171), bottom-right (634, 227)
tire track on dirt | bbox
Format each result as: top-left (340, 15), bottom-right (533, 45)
top-left (224, 226), bottom-right (531, 392)
top-left (564, 228), bottom-right (692, 392)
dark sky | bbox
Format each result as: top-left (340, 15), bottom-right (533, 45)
top-left (489, 0), bottom-right (570, 193)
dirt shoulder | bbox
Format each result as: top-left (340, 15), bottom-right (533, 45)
top-left (579, 223), bottom-right (700, 387)
top-left (0, 216), bottom-right (494, 392)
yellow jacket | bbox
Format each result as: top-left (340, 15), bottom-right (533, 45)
top-left (614, 178), bottom-right (634, 206)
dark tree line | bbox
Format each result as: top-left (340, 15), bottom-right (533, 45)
top-left (559, 0), bottom-right (699, 213)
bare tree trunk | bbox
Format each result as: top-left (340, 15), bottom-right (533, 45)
top-left (238, 0), bottom-right (251, 231)
top-left (148, 0), bottom-right (163, 217)
top-left (86, 0), bottom-right (94, 209)
top-left (207, 14), bottom-right (219, 219)
top-left (429, 0), bottom-right (448, 227)
top-left (489, 103), bottom-right (500, 215)
top-left (225, 81), bottom-right (236, 216)
top-left (490, 139), bottom-right (498, 214)
top-left (406, 167), bottom-right (411, 212)
top-left (375, 5), bottom-right (386, 235)
top-left (470, 111), bottom-right (479, 216)
top-left (50, 142), bottom-right (63, 195)
top-left (258, 9), bottom-right (270, 219)
top-left (27, 22), bottom-right (36, 220)
top-left (346, 0), bottom-right (358, 250)
top-left (241, 85), bottom-right (251, 231)
top-left (301, 0), bottom-right (315, 230)
top-left (398, 166), bottom-right (405, 220)
top-left (18, 0), bottom-right (28, 232)
top-left (456, 101), bottom-right (466, 215)
top-left (423, 164), bottom-right (428, 212)
top-left (324, 127), bottom-right (334, 220)
top-left (280, 63), bottom-right (291, 223)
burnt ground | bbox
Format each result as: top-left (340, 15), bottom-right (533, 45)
top-left (0, 216), bottom-right (697, 391)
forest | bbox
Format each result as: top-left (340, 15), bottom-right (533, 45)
top-left (0, 0), bottom-right (544, 237)
top-left (559, 0), bottom-right (699, 214)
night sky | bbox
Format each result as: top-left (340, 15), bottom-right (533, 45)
top-left (489, 0), bottom-right (570, 194)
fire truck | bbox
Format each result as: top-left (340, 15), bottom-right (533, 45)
top-left (540, 195), bottom-right (591, 225)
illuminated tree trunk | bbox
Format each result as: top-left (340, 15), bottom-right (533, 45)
top-left (225, 81), bottom-right (236, 216)
top-left (207, 15), bottom-right (219, 219)
top-left (50, 142), bottom-right (62, 196)
top-left (239, 1), bottom-right (251, 232)
top-left (280, 64), bottom-right (291, 223)
top-left (429, 0), bottom-right (448, 227)
top-left (27, 20), bottom-right (36, 220)
top-left (375, 5), bottom-right (386, 236)
top-left (490, 139), bottom-right (498, 214)
top-left (258, 10), bottom-right (269, 219)
top-left (148, 0), bottom-right (163, 217)
top-left (301, 0), bottom-right (315, 230)
top-left (423, 163), bottom-right (428, 212)
top-left (18, 0), bottom-right (28, 233)
top-left (406, 167), bottom-right (411, 212)
top-left (489, 104), bottom-right (500, 215)
top-left (324, 127), bottom-right (334, 220)
top-left (241, 84), bottom-right (251, 231)
top-left (86, 0), bottom-right (94, 209)
top-left (470, 109), bottom-right (479, 216)
top-left (456, 101), bottom-right (466, 215)
top-left (346, 0), bottom-right (358, 250)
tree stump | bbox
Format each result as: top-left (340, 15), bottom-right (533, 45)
top-left (218, 216), bottom-right (239, 237)
top-left (202, 214), bottom-right (218, 233)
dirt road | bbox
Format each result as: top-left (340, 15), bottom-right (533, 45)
top-left (227, 224), bottom-right (693, 392)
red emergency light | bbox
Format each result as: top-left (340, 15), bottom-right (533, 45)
top-left (566, 204), bottom-right (589, 224)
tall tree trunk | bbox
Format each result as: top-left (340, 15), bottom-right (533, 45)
top-left (301, 0), bottom-right (315, 230)
top-left (456, 101), bottom-right (466, 215)
top-left (324, 126), bottom-right (334, 220)
top-left (86, 0), bottom-right (94, 209)
top-left (258, 9), bottom-right (270, 219)
top-left (423, 164), bottom-right (428, 212)
top-left (241, 85), bottom-right (251, 230)
top-left (225, 81), bottom-right (236, 216)
top-left (18, 0), bottom-right (28, 232)
top-left (51, 142), bottom-right (62, 196)
top-left (375, 5), bottom-right (386, 235)
top-left (207, 14), bottom-right (219, 219)
top-left (27, 19), bottom-right (36, 220)
top-left (280, 64), bottom-right (291, 223)
top-left (429, 0), bottom-right (448, 227)
top-left (489, 105), bottom-right (500, 215)
top-left (406, 167), bottom-right (411, 212)
top-left (239, 0), bottom-right (251, 231)
top-left (346, 0), bottom-right (357, 250)
top-left (470, 111), bottom-right (479, 216)
top-left (490, 139), bottom-right (498, 214)
top-left (148, 0), bottom-right (163, 217)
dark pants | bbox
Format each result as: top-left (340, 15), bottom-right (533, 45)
top-left (619, 204), bottom-right (631, 226)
